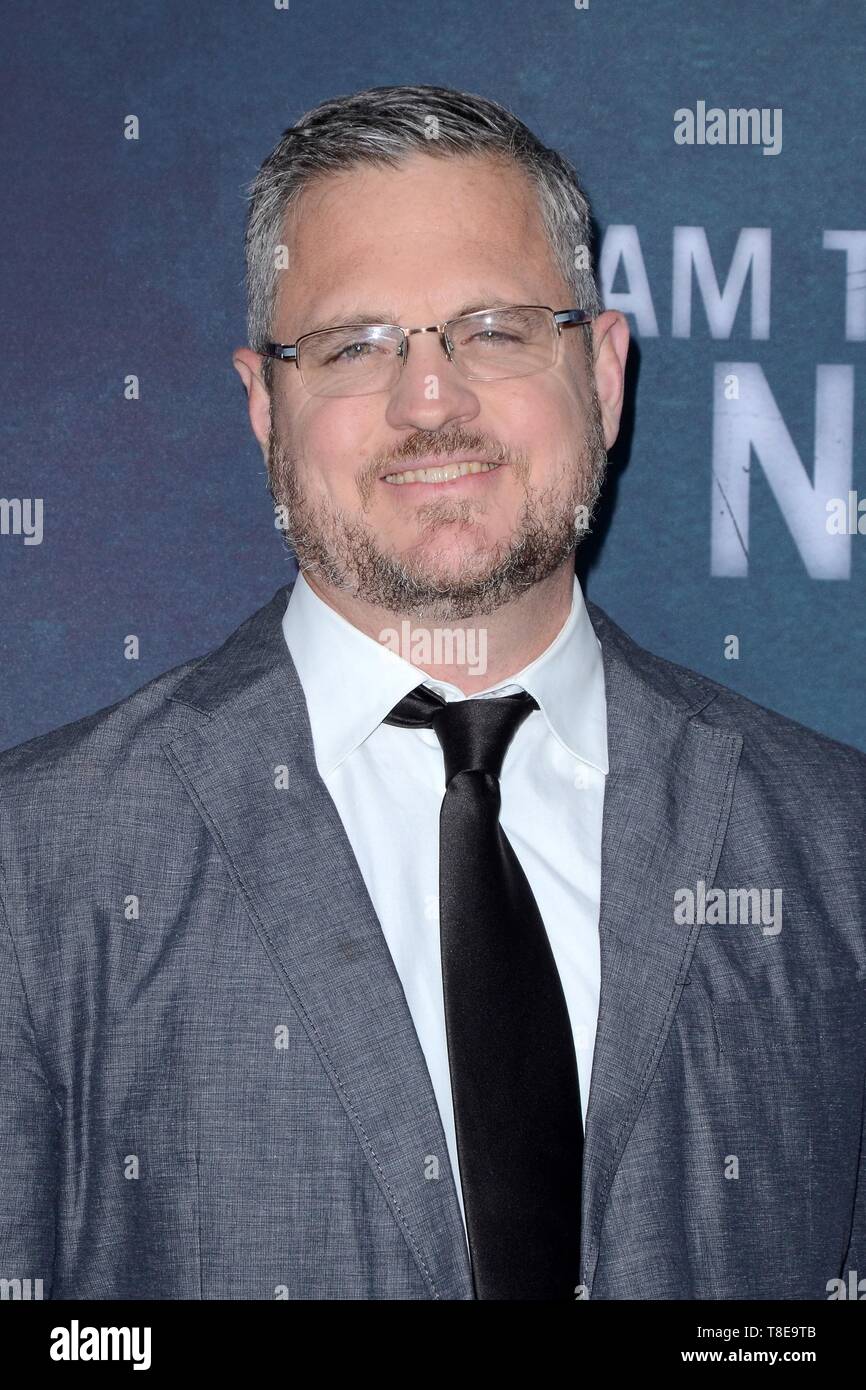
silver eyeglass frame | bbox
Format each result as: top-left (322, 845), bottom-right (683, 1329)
top-left (263, 305), bottom-right (594, 390)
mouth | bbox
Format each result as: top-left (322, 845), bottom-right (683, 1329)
top-left (381, 459), bottom-right (506, 486)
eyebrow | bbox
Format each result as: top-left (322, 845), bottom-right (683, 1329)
top-left (302, 296), bottom-right (522, 335)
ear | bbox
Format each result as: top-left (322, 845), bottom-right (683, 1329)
top-left (589, 310), bottom-right (630, 451)
top-left (233, 347), bottom-right (271, 454)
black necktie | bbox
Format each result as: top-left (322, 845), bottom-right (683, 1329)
top-left (384, 684), bottom-right (583, 1300)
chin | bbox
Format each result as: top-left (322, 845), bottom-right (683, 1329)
top-left (401, 538), bottom-right (503, 583)
top-left (402, 520), bottom-right (503, 559)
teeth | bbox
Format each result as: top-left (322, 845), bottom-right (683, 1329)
top-left (383, 460), bottom-right (502, 485)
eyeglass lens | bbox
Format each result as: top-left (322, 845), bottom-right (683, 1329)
top-left (298, 307), bottom-right (559, 397)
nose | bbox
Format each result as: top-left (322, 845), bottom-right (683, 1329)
top-left (384, 330), bottom-right (481, 433)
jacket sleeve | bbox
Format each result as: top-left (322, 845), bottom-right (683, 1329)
top-left (0, 888), bottom-right (60, 1298)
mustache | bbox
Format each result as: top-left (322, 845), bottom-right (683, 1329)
top-left (359, 429), bottom-right (521, 501)
top-left (267, 421), bottom-right (535, 509)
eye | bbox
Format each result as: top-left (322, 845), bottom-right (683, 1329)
top-left (461, 326), bottom-right (526, 348)
top-left (327, 340), bottom-right (381, 365)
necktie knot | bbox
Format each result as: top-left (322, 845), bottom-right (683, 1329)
top-left (383, 685), bottom-right (538, 784)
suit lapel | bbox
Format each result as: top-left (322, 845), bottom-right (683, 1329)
top-left (580, 603), bottom-right (742, 1291)
top-left (163, 584), bottom-right (473, 1300)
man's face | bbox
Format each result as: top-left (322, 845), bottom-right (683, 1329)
top-left (264, 151), bottom-right (611, 621)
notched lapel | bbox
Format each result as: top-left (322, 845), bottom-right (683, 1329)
top-left (580, 607), bottom-right (742, 1292)
top-left (163, 586), bottom-right (473, 1300)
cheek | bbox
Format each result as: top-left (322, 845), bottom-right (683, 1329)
top-left (485, 378), bottom-right (583, 472)
top-left (290, 399), bottom-right (384, 502)
top-left (531, 369), bottom-right (587, 431)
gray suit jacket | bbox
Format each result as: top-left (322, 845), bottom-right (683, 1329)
top-left (1, 582), bottom-right (865, 1300)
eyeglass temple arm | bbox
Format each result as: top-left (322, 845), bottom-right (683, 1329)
top-left (263, 343), bottom-right (298, 363)
top-left (554, 310), bottom-right (594, 330)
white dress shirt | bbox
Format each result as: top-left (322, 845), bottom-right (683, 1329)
top-left (282, 570), bottom-right (608, 1240)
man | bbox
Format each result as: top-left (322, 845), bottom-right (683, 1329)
top-left (1, 84), bottom-right (864, 1302)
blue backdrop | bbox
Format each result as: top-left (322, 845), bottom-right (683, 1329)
top-left (2, 0), bottom-right (864, 751)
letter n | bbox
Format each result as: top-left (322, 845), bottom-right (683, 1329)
top-left (711, 363), bottom-right (853, 577)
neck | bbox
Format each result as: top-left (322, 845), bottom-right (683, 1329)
top-left (301, 560), bottom-right (576, 695)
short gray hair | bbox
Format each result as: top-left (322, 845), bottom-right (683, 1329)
top-left (243, 84), bottom-right (602, 388)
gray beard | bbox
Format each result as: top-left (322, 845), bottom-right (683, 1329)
top-left (266, 396), bottom-right (608, 623)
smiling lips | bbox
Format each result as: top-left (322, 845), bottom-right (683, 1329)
top-left (382, 459), bottom-right (504, 485)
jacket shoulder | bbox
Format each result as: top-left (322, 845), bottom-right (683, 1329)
top-left (0, 583), bottom-right (293, 833)
top-left (586, 599), bottom-right (866, 782)
top-left (0, 651), bottom-right (208, 800)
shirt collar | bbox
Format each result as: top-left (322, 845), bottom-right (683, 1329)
top-left (282, 570), bottom-right (608, 777)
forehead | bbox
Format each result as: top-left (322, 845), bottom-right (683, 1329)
top-left (275, 151), bottom-right (566, 331)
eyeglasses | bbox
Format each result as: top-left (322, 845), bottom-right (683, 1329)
top-left (264, 305), bottom-right (593, 398)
